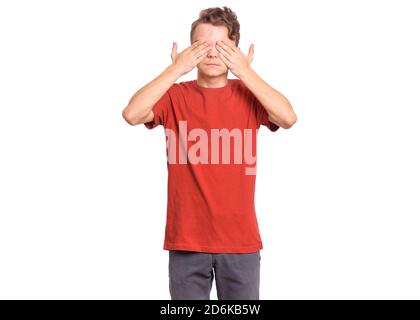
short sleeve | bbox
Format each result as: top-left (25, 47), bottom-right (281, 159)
top-left (254, 96), bottom-right (280, 132)
top-left (144, 90), bottom-right (172, 129)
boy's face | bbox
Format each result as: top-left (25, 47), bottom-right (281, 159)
top-left (191, 23), bottom-right (237, 77)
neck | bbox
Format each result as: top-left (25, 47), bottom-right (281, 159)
top-left (196, 71), bottom-right (228, 88)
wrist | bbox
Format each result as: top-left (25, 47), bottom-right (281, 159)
top-left (238, 67), bottom-right (255, 82)
top-left (167, 63), bottom-right (185, 79)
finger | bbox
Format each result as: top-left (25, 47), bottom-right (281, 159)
top-left (218, 50), bottom-right (232, 68)
top-left (218, 40), bottom-right (237, 54)
top-left (190, 39), bottom-right (207, 50)
top-left (192, 41), bottom-right (210, 53)
top-left (195, 44), bottom-right (212, 57)
top-left (171, 42), bottom-right (177, 61)
top-left (194, 49), bottom-right (210, 59)
top-left (196, 49), bottom-right (210, 62)
top-left (194, 45), bottom-right (212, 59)
top-left (216, 43), bottom-right (234, 63)
top-left (248, 44), bottom-right (254, 63)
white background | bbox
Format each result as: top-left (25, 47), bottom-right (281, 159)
top-left (1, 0), bottom-right (419, 299)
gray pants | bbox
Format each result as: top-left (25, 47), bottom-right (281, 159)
top-left (168, 250), bottom-right (261, 300)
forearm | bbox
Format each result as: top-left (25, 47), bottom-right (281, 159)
top-left (240, 68), bottom-right (297, 128)
top-left (122, 63), bottom-right (183, 125)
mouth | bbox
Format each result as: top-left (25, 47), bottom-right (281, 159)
top-left (206, 64), bottom-right (220, 67)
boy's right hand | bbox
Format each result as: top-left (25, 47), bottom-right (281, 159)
top-left (171, 40), bottom-right (211, 76)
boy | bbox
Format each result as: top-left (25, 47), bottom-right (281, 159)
top-left (122, 6), bottom-right (297, 300)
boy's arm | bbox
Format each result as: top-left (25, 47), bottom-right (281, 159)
top-left (122, 64), bottom-right (183, 126)
top-left (122, 40), bottom-right (211, 126)
top-left (240, 68), bottom-right (297, 129)
top-left (215, 40), bottom-right (297, 129)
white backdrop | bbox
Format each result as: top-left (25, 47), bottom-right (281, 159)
top-left (0, 0), bottom-right (419, 299)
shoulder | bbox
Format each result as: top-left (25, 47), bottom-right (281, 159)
top-left (163, 80), bottom-right (197, 97)
top-left (230, 78), bottom-right (255, 99)
top-left (176, 79), bottom-right (195, 91)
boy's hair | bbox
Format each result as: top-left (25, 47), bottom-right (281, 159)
top-left (190, 6), bottom-right (240, 46)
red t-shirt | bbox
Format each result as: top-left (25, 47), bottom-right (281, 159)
top-left (144, 78), bottom-right (279, 253)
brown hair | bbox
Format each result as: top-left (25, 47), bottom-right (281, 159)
top-left (190, 6), bottom-right (240, 46)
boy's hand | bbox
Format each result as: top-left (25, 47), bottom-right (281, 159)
top-left (216, 40), bottom-right (254, 79)
top-left (171, 40), bottom-right (212, 76)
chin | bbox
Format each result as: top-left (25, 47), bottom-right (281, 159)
top-left (198, 66), bottom-right (227, 77)
top-left (203, 71), bottom-right (224, 77)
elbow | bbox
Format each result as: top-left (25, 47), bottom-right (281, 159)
top-left (122, 109), bottom-right (136, 126)
top-left (282, 113), bottom-right (297, 129)
top-left (122, 107), bottom-right (141, 126)
top-left (280, 99), bottom-right (297, 129)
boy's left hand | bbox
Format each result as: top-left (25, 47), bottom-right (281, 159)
top-left (216, 40), bottom-right (254, 79)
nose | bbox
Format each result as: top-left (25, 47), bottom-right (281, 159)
top-left (206, 43), bottom-right (219, 58)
